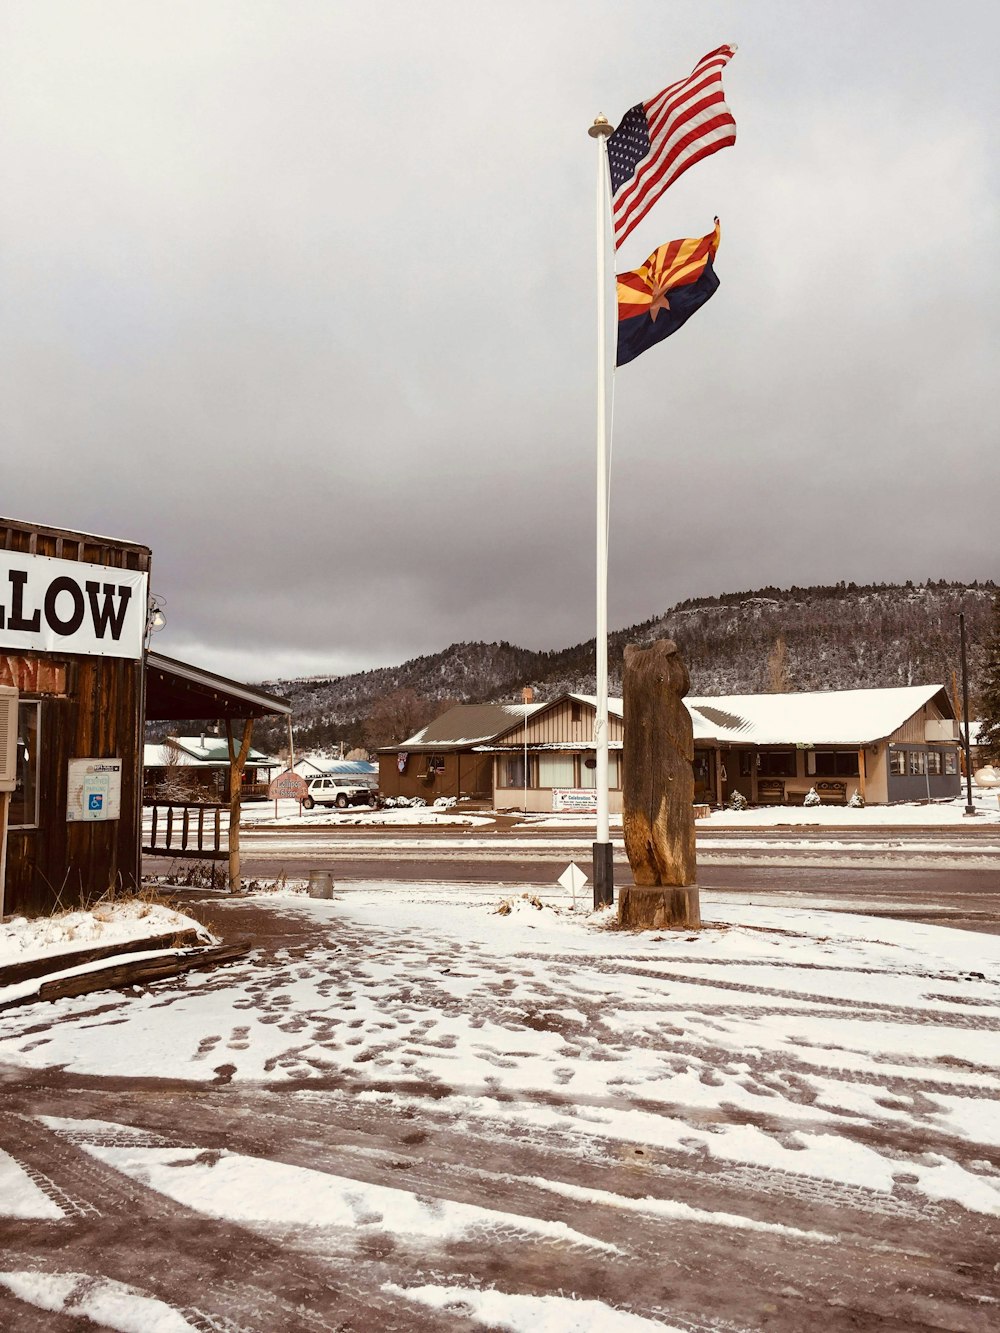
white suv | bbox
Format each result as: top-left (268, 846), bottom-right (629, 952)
top-left (301, 775), bottom-right (378, 810)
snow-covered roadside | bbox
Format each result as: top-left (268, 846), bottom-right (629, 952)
top-left (234, 801), bottom-right (494, 828)
top-left (526, 790), bottom-right (1000, 829)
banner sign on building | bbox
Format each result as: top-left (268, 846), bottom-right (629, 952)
top-left (67, 758), bottom-right (123, 822)
top-left (0, 552), bottom-right (148, 660)
top-left (552, 788), bottom-right (598, 814)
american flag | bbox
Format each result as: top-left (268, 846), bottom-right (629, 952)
top-left (608, 46), bottom-right (737, 250)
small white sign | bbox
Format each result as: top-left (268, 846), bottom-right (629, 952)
top-left (558, 861), bottom-right (588, 909)
top-left (67, 758), bottom-right (123, 822)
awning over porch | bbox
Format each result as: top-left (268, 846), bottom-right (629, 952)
top-left (145, 650), bottom-right (291, 721)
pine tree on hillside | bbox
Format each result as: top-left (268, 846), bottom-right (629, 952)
top-left (976, 594), bottom-right (1000, 763)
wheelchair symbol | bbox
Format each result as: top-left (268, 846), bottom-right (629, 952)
top-left (88, 793), bottom-right (104, 811)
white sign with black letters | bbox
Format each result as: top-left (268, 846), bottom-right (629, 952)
top-left (67, 758), bottom-right (123, 822)
top-left (0, 552), bottom-right (148, 660)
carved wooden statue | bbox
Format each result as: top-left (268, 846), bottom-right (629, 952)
top-left (619, 638), bottom-right (701, 929)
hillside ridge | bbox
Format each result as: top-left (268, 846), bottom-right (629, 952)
top-left (251, 579), bottom-right (996, 753)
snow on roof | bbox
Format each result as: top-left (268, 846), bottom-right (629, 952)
top-left (391, 702), bottom-right (545, 750)
top-left (148, 736), bottom-right (279, 766)
top-left (294, 757), bottom-right (377, 776)
top-left (686, 685), bottom-right (950, 746)
top-left (524, 686), bottom-right (952, 748)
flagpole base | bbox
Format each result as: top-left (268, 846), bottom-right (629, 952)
top-left (592, 841), bottom-right (614, 909)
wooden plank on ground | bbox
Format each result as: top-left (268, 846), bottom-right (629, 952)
top-left (34, 940), bottom-right (254, 1004)
top-left (0, 928), bottom-right (203, 988)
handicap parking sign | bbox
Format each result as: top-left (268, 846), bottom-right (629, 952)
top-left (88, 793), bottom-right (104, 811)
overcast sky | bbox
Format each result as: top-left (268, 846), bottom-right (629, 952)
top-left (3, 2), bottom-right (998, 684)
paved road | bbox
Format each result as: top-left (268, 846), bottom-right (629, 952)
top-left (145, 820), bottom-right (1000, 934)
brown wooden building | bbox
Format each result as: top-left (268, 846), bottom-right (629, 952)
top-left (2, 517), bottom-right (151, 916)
top-left (1, 518), bottom-right (292, 916)
top-left (377, 702), bottom-right (542, 803)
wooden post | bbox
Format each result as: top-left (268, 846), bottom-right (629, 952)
top-left (619, 640), bottom-right (700, 930)
top-left (857, 749), bottom-right (866, 803)
top-left (225, 718), bottom-right (254, 893)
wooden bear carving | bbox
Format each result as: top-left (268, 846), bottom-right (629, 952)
top-left (622, 638), bottom-right (697, 888)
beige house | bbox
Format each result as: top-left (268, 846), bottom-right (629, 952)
top-left (483, 685), bottom-right (961, 811)
top-left (487, 694), bottom-right (625, 814)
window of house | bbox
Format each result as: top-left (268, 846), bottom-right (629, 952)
top-left (944, 751), bottom-right (958, 775)
top-left (738, 751), bottom-right (754, 778)
top-left (10, 702), bottom-right (40, 829)
top-left (907, 750), bottom-right (927, 777)
top-left (925, 751), bottom-right (942, 777)
top-left (538, 755), bottom-right (574, 788)
top-left (504, 755), bottom-right (535, 788)
top-left (809, 750), bottom-right (859, 777)
top-left (889, 750), bottom-right (906, 776)
top-left (570, 701), bottom-right (582, 724)
top-left (757, 750), bottom-right (796, 778)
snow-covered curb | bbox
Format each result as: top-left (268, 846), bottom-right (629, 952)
top-left (0, 901), bottom-right (212, 968)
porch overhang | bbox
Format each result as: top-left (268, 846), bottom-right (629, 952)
top-left (145, 651), bottom-right (292, 721)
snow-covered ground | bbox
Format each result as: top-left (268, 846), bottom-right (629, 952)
top-left (2, 883), bottom-right (998, 1329)
top-left (3, 885), bottom-right (998, 1215)
top-left (239, 802), bottom-right (495, 828)
top-left (528, 790), bottom-right (1000, 829)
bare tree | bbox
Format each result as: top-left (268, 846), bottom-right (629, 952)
top-left (362, 688), bottom-right (436, 750)
top-left (156, 737), bottom-right (196, 801)
top-left (766, 636), bottom-right (792, 693)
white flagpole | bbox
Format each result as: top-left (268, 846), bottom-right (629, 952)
top-left (589, 113), bottom-right (614, 909)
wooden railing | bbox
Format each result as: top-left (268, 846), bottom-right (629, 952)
top-left (143, 802), bottom-right (229, 860)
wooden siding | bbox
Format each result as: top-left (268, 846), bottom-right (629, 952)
top-left (377, 750), bottom-right (494, 801)
top-left (2, 519), bottom-right (150, 916)
top-left (496, 698), bottom-right (621, 747)
top-left (889, 699), bottom-right (942, 744)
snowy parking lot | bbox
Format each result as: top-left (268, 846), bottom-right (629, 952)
top-left (1, 880), bottom-right (999, 1330)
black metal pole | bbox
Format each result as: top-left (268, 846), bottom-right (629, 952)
top-left (959, 612), bottom-right (976, 817)
top-left (592, 840), bottom-right (614, 908)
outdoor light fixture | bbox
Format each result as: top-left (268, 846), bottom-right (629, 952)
top-left (145, 594), bottom-right (167, 647)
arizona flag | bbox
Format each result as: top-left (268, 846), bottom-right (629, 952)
top-left (616, 221), bottom-right (720, 367)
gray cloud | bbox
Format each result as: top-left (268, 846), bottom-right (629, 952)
top-left (3, 1), bottom-right (998, 684)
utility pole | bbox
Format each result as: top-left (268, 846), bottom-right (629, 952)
top-left (959, 612), bottom-right (976, 817)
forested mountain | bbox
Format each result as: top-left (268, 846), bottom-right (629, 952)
top-left (254, 580), bottom-right (997, 753)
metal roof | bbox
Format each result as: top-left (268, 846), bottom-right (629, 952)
top-left (380, 702), bottom-right (544, 752)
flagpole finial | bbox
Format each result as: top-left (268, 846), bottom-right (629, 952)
top-left (588, 114), bottom-right (613, 138)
